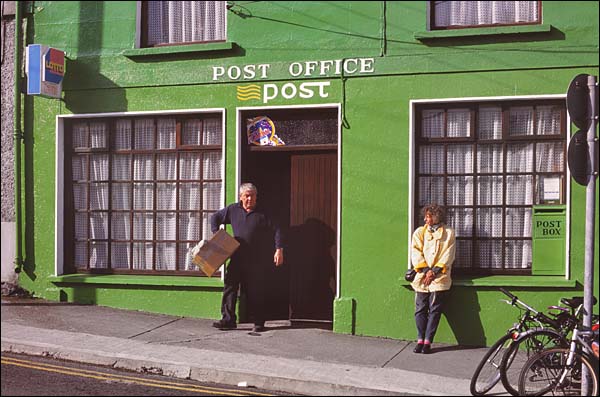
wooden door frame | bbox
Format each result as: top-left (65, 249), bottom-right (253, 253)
top-left (235, 103), bottom-right (342, 299)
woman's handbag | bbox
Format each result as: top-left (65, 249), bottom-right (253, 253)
top-left (405, 268), bottom-right (417, 282)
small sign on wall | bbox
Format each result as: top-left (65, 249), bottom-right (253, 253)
top-left (542, 177), bottom-right (561, 203)
top-left (25, 44), bottom-right (65, 99)
top-left (539, 176), bottom-right (563, 204)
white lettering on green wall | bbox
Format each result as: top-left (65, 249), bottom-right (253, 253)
top-left (263, 82), bottom-right (330, 104)
top-left (213, 57), bottom-right (375, 81)
top-left (212, 64), bottom-right (271, 81)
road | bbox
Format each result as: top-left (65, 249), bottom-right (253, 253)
top-left (1, 352), bottom-right (295, 396)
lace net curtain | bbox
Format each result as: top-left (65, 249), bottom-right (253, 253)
top-left (72, 117), bottom-right (222, 271)
top-left (419, 105), bottom-right (563, 270)
top-left (434, 1), bottom-right (539, 27)
top-left (147, 1), bottom-right (226, 45)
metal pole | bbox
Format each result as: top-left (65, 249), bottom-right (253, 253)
top-left (13, 0), bottom-right (23, 274)
top-left (581, 74), bottom-right (597, 396)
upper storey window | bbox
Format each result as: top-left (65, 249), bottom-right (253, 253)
top-left (431, 1), bottom-right (541, 30)
top-left (142, 1), bottom-right (227, 47)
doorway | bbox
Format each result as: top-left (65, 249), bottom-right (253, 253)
top-left (239, 106), bottom-right (339, 323)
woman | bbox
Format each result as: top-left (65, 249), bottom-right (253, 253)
top-left (410, 204), bottom-right (455, 354)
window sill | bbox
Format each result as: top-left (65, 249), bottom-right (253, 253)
top-left (49, 274), bottom-right (224, 288)
top-left (123, 42), bottom-right (236, 58)
top-left (414, 24), bottom-right (553, 41)
top-left (400, 275), bottom-right (576, 288)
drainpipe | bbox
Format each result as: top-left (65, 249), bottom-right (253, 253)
top-left (13, 0), bottom-right (23, 273)
top-left (379, 1), bottom-right (387, 57)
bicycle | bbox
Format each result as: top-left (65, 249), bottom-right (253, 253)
top-left (499, 295), bottom-right (586, 395)
top-left (518, 307), bottom-right (599, 396)
top-left (470, 288), bottom-right (571, 396)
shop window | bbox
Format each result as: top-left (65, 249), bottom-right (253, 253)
top-left (414, 100), bottom-right (566, 275)
top-left (142, 1), bottom-right (226, 47)
top-left (65, 115), bottom-right (223, 275)
top-left (430, 1), bottom-right (541, 30)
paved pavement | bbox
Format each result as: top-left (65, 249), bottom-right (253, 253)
top-left (1, 296), bottom-right (507, 396)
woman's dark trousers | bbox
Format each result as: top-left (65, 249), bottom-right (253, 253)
top-left (415, 290), bottom-right (448, 342)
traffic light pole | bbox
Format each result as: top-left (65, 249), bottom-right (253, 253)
top-left (582, 74), bottom-right (597, 396)
top-left (583, 74), bottom-right (597, 332)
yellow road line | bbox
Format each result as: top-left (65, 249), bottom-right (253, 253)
top-left (1, 356), bottom-right (273, 396)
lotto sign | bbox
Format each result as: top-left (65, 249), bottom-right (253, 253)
top-left (43, 48), bottom-right (65, 84)
top-left (26, 45), bottom-right (65, 98)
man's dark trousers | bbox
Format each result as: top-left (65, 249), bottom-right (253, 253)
top-left (220, 260), bottom-right (266, 327)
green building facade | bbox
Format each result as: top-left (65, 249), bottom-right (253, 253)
top-left (11, 1), bottom-right (599, 346)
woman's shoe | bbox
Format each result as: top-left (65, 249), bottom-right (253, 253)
top-left (422, 344), bottom-right (432, 354)
top-left (413, 343), bottom-right (424, 353)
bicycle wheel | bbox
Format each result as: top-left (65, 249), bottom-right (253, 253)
top-left (518, 348), bottom-right (599, 396)
top-left (470, 333), bottom-right (513, 396)
top-left (500, 329), bottom-right (567, 396)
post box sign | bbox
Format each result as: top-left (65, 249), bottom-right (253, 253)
top-left (26, 45), bottom-right (65, 99)
top-left (534, 220), bottom-right (563, 238)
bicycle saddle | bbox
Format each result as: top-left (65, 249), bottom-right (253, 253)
top-left (560, 296), bottom-right (598, 308)
top-left (548, 305), bottom-right (569, 313)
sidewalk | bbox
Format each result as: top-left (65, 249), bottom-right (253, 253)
top-left (1, 296), bottom-right (498, 396)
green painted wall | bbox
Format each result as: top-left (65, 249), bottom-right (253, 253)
top-left (16, 1), bottom-right (599, 345)
top-left (58, 284), bottom-right (223, 319)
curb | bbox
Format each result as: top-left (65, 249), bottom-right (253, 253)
top-left (2, 323), bottom-right (469, 396)
top-left (2, 339), bottom-right (409, 396)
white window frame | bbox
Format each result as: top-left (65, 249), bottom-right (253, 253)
top-left (55, 108), bottom-right (226, 278)
top-left (408, 94), bottom-right (570, 278)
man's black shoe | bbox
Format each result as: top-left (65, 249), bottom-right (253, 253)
top-left (212, 320), bottom-right (236, 330)
top-left (413, 343), bottom-right (424, 353)
top-left (422, 344), bottom-right (432, 354)
top-left (252, 325), bottom-right (265, 332)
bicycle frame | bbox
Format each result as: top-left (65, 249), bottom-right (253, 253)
top-left (519, 303), bottom-right (598, 395)
top-left (558, 327), bottom-right (598, 387)
top-left (511, 326), bottom-right (563, 343)
top-left (499, 295), bottom-right (562, 341)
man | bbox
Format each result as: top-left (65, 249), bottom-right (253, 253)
top-left (211, 183), bottom-right (284, 333)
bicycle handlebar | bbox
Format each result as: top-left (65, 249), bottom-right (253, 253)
top-left (500, 287), bottom-right (517, 301)
top-left (499, 288), bottom-right (540, 315)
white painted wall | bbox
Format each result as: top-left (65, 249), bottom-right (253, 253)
top-left (1, 222), bottom-right (17, 284)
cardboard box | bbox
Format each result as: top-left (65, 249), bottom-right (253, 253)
top-left (190, 230), bottom-right (240, 277)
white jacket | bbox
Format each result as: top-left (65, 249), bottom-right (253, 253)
top-left (410, 225), bottom-right (456, 293)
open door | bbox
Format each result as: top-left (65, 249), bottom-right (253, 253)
top-left (240, 107), bottom-right (338, 323)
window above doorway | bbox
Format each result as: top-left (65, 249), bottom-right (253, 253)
top-left (244, 108), bottom-right (339, 151)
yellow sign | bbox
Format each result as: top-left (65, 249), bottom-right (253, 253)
top-left (236, 84), bottom-right (261, 101)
